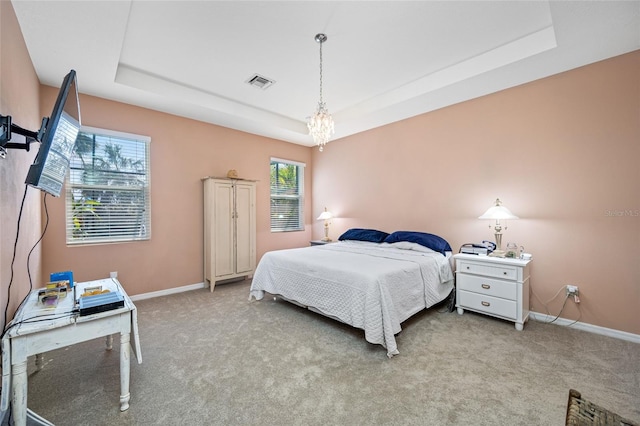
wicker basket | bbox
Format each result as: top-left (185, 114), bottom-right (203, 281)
top-left (566, 389), bottom-right (638, 426)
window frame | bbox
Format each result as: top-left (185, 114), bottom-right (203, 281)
top-left (270, 157), bottom-right (305, 232)
top-left (65, 126), bottom-right (151, 245)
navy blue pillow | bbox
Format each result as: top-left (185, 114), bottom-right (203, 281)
top-left (384, 231), bottom-right (452, 255)
top-left (338, 228), bottom-right (389, 243)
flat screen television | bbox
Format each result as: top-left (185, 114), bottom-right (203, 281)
top-left (25, 69), bottom-right (81, 197)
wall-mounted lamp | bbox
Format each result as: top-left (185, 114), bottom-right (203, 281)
top-left (478, 198), bottom-right (518, 256)
top-left (317, 207), bottom-right (333, 242)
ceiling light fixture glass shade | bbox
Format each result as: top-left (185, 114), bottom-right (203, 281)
top-left (307, 33), bottom-right (334, 152)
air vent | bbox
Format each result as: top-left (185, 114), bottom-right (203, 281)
top-left (245, 74), bottom-right (275, 90)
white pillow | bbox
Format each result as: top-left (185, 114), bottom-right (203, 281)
top-left (389, 241), bottom-right (435, 253)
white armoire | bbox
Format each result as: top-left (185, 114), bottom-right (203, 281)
top-left (203, 177), bottom-right (256, 291)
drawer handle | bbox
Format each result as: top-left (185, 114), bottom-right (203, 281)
top-left (481, 284), bottom-right (491, 289)
top-left (503, 271), bottom-right (507, 275)
top-left (466, 266), bottom-right (470, 270)
top-left (481, 301), bottom-right (490, 307)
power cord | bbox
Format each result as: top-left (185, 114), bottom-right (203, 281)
top-left (2, 311), bottom-right (77, 341)
top-left (26, 193), bottom-right (50, 294)
top-left (3, 191), bottom-right (50, 333)
top-left (546, 293), bottom-right (570, 325)
top-left (3, 185), bottom-right (28, 330)
top-left (1, 191), bottom-right (58, 423)
top-left (1, 185), bottom-right (28, 424)
top-left (530, 284), bottom-right (582, 326)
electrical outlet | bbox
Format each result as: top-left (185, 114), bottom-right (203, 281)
top-left (566, 285), bottom-right (579, 296)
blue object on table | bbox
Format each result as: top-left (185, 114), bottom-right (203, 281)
top-left (78, 292), bottom-right (124, 316)
top-left (50, 270), bottom-right (74, 288)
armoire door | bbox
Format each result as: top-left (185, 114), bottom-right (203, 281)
top-left (213, 181), bottom-right (234, 277)
top-left (234, 183), bottom-right (256, 274)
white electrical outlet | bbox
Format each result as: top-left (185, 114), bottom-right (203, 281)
top-left (566, 285), bottom-right (579, 295)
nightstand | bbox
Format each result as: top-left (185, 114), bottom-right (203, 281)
top-left (453, 253), bottom-right (531, 330)
top-left (310, 240), bottom-right (334, 246)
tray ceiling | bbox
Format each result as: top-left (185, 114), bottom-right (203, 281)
top-left (11, 1), bottom-right (640, 146)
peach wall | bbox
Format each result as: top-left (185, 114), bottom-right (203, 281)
top-left (312, 51), bottom-right (640, 335)
top-left (0, 0), bottom-right (42, 329)
top-left (38, 90), bottom-right (313, 296)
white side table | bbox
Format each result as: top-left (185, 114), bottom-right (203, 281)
top-left (1, 278), bottom-right (142, 426)
top-left (454, 253), bottom-right (531, 330)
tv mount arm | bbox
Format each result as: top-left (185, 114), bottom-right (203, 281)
top-left (0, 114), bottom-right (47, 158)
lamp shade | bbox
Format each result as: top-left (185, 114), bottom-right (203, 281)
top-left (478, 198), bottom-right (519, 220)
top-left (317, 209), bottom-right (333, 221)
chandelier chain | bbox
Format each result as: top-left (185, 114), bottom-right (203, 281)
top-left (319, 40), bottom-right (324, 104)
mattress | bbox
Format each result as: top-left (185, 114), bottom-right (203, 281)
top-left (249, 241), bottom-right (454, 357)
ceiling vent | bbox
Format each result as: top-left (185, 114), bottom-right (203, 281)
top-left (245, 74), bottom-right (275, 90)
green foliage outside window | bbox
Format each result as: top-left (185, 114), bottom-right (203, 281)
top-left (270, 160), bottom-right (303, 231)
top-left (67, 130), bottom-right (150, 244)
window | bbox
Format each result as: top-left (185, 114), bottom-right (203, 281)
top-left (270, 158), bottom-right (304, 232)
top-left (66, 127), bottom-right (151, 245)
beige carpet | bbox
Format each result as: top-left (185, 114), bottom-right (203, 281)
top-left (21, 279), bottom-right (640, 425)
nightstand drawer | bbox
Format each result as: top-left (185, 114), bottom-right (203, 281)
top-left (456, 260), bottom-right (517, 280)
top-left (457, 274), bottom-right (516, 300)
top-left (458, 290), bottom-right (517, 320)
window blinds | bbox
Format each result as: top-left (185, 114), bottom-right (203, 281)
top-left (270, 158), bottom-right (304, 232)
top-left (65, 128), bottom-right (151, 244)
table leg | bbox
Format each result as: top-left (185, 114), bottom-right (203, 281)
top-left (106, 335), bottom-right (113, 351)
top-left (12, 360), bottom-right (28, 426)
top-left (35, 353), bottom-right (44, 371)
top-left (119, 332), bottom-right (131, 411)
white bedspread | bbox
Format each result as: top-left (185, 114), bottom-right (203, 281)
top-left (249, 241), bottom-right (454, 357)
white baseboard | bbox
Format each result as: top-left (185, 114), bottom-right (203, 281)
top-left (530, 311), bottom-right (640, 344)
top-left (129, 282), bottom-right (207, 301)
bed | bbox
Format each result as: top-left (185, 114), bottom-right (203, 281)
top-left (249, 229), bottom-right (455, 358)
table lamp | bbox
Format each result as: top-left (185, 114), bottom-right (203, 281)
top-left (478, 198), bottom-right (518, 256)
top-left (317, 207), bottom-right (333, 242)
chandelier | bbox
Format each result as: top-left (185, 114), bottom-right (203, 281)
top-left (307, 33), bottom-right (334, 152)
